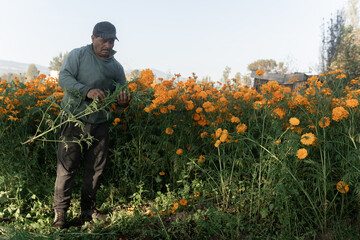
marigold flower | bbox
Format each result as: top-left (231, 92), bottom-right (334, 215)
top-left (194, 192), bottom-right (200, 197)
top-left (214, 140), bottom-right (221, 148)
top-left (300, 133), bottom-right (317, 146)
top-left (319, 117), bottom-right (330, 128)
top-left (176, 149), bottom-right (183, 155)
top-left (215, 128), bottom-right (222, 138)
top-left (332, 106), bottom-right (349, 121)
top-left (345, 98), bottom-right (359, 108)
top-left (272, 108), bottom-right (286, 119)
top-left (167, 105), bottom-right (176, 110)
top-left (336, 181), bottom-right (349, 194)
top-left (179, 199), bottom-right (188, 206)
top-left (256, 69), bottom-right (264, 76)
top-left (236, 123), bottom-right (247, 135)
top-left (231, 116), bottom-right (240, 123)
top-left (296, 148), bottom-right (308, 159)
top-left (275, 139), bottom-right (281, 144)
top-left (199, 155), bottom-right (205, 163)
top-left (160, 107), bottom-right (168, 114)
top-left (289, 117), bottom-right (300, 126)
top-left (220, 130), bottom-right (229, 142)
top-left (159, 171), bottom-right (165, 176)
top-left (200, 132), bottom-right (208, 138)
top-left (196, 107), bottom-right (203, 113)
top-left (165, 127), bottom-right (174, 135)
top-left (113, 117), bottom-right (121, 126)
top-left (127, 82), bottom-right (138, 92)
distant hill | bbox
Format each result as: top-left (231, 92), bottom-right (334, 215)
top-left (0, 59), bottom-right (50, 76)
top-left (0, 59), bottom-right (170, 80)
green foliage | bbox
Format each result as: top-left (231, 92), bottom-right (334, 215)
top-left (247, 59), bottom-right (288, 73)
top-left (49, 52), bottom-right (68, 71)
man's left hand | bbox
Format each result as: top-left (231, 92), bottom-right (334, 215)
top-left (117, 91), bottom-right (131, 107)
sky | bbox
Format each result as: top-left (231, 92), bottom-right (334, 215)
top-left (0, 0), bottom-right (349, 81)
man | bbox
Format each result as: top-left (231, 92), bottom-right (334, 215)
top-left (52, 21), bottom-right (130, 229)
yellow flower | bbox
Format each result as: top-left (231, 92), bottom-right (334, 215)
top-left (296, 148), bottom-right (308, 159)
top-left (289, 117), bottom-right (300, 126)
top-left (214, 140), bottom-right (221, 148)
top-left (176, 149), bottom-right (183, 155)
top-left (336, 181), bottom-right (349, 194)
top-left (179, 199), bottom-right (188, 206)
top-left (300, 133), bottom-right (317, 146)
top-left (199, 155), bottom-right (205, 163)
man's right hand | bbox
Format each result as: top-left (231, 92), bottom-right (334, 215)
top-left (87, 89), bottom-right (106, 100)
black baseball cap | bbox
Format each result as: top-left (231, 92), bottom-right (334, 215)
top-left (93, 21), bottom-right (118, 40)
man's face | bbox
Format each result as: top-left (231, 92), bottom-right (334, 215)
top-left (91, 35), bottom-right (115, 59)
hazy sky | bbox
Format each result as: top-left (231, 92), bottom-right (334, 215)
top-left (0, 0), bottom-right (348, 80)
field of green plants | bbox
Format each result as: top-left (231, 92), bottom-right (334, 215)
top-left (1, 69), bottom-right (360, 239)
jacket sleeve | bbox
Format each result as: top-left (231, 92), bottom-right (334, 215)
top-left (58, 49), bottom-right (91, 100)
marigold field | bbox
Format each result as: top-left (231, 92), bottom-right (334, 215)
top-left (1, 69), bottom-right (360, 239)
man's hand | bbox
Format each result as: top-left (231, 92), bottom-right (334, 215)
top-left (117, 91), bottom-right (131, 107)
top-left (87, 89), bottom-right (106, 100)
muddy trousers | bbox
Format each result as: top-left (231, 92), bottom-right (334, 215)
top-left (53, 121), bottom-right (109, 213)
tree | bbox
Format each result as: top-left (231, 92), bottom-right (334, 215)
top-left (49, 52), bottom-right (68, 71)
top-left (222, 66), bottom-right (231, 84)
top-left (26, 64), bottom-right (39, 80)
top-left (320, 10), bottom-right (345, 72)
top-left (247, 59), bottom-right (288, 73)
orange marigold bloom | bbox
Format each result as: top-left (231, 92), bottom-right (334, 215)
top-left (199, 155), bottom-right (205, 163)
top-left (160, 106), bottom-right (168, 114)
top-left (236, 123), bottom-right (247, 135)
top-left (336, 181), bottom-right (349, 194)
top-left (231, 116), bottom-right (240, 123)
top-left (272, 108), bottom-right (286, 119)
top-left (220, 130), bottom-right (229, 142)
top-left (196, 107), bottom-right (203, 113)
top-left (319, 117), bottom-right (330, 128)
top-left (332, 106), bottom-right (349, 121)
top-left (165, 127), bottom-right (174, 135)
top-left (214, 140), bottom-right (221, 148)
top-left (176, 149), bottom-right (183, 155)
top-left (127, 82), bottom-right (138, 92)
top-left (167, 105), bottom-right (176, 110)
top-left (179, 199), bottom-right (188, 206)
top-left (289, 117), bottom-right (300, 126)
top-left (296, 148), bottom-right (308, 159)
top-left (215, 128), bottom-right (223, 138)
top-left (300, 133), bottom-right (317, 146)
top-left (275, 139), bottom-right (281, 144)
top-left (159, 171), bottom-right (165, 176)
top-left (194, 192), bottom-right (200, 197)
top-left (256, 69), bottom-right (264, 76)
top-left (185, 100), bottom-right (195, 111)
top-left (113, 117), bottom-right (121, 126)
top-left (200, 132), bottom-right (208, 138)
top-left (345, 98), bottom-right (359, 108)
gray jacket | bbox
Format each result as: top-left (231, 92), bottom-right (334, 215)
top-left (59, 44), bottom-right (126, 124)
